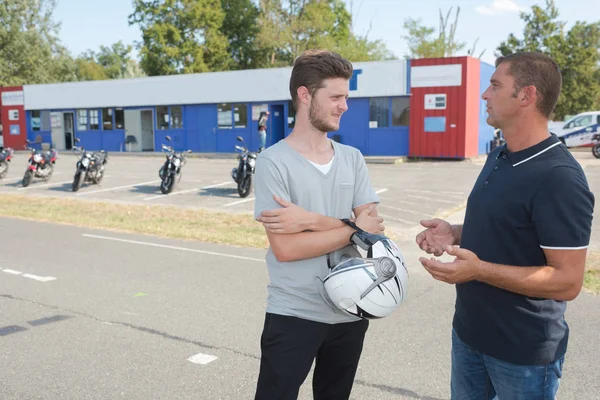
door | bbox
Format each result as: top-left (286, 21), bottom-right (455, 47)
top-left (197, 105), bottom-right (217, 152)
top-left (141, 110), bottom-right (154, 151)
top-left (124, 110), bottom-right (141, 151)
top-left (269, 105), bottom-right (285, 147)
top-left (50, 112), bottom-right (65, 150)
top-left (63, 112), bottom-right (74, 150)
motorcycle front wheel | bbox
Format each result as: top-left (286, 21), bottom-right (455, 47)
top-left (42, 164), bottom-right (53, 182)
top-left (72, 171), bottom-right (83, 192)
top-left (592, 144), bottom-right (600, 159)
top-left (237, 175), bottom-right (252, 198)
top-left (160, 174), bottom-right (176, 194)
top-left (22, 170), bottom-right (32, 187)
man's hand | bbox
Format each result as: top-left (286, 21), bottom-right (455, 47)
top-left (416, 219), bottom-right (457, 256)
top-left (419, 245), bottom-right (480, 284)
top-left (256, 195), bottom-right (312, 234)
top-left (355, 205), bottom-right (385, 234)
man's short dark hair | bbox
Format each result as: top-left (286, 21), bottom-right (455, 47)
top-left (289, 49), bottom-right (353, 110)
top-left (495, 52), bottom-right (562, 118)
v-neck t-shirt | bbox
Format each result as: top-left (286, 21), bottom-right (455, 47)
top-left (253, 139), bottom-right (380, 324)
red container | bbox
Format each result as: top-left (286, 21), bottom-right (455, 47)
top-left (0, 86), bottom-right (27, 150)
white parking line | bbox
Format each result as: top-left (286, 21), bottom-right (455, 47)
top-left (2, 269), bottom-right (56, 282)
top-left (17, 180), bottom-right (72, 191)
top-left (82, 234), bottom-right (264, 262)
top-left (143, 181), bottom-right (232, 201)
top-left (2, 269), bottom-right (22, 275)
top-left (375, 188), bottom-right (388, 194)
top-left (187, 353), bottom-right (218, 365)
top-left (378, 213), bottom-right (416, 226)
top-left (76, 180), bottom-right (159, 196)
top-left (224, 197), bottom-right (255, 207)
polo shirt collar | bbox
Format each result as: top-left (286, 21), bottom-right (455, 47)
top-left (497, 133), bottom-right (562, 167)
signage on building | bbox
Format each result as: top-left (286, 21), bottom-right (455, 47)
top-left (424, 94), bottom-right (447, 110)
top-left (1, 91), bottom-right (24, 106)
top-left (411, 64), bottom-right (462, 88)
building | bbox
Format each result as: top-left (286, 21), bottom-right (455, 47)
top-left (0, 56), bottom-right (495, 158)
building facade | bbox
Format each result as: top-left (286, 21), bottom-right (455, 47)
top-left (0, 56), bottom-right (496, 158)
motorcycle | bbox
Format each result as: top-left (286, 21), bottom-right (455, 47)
top-left (0, 147), bottom-right (14, 179)
top-left (592, 133), bottom-right (600, 159)
top-left (231, 136), bottom-right (257, 198)
top-left (22, 140), bottom-right (58, 187)
top-left (158, 136), bottom-right (192, 194)
top-left (71, 138), bottom-right (108, 192)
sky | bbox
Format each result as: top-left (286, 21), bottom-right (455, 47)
top-left (52, 0), bottom-right (600, 66)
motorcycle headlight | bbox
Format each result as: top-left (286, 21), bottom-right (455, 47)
top-left (173, 158), bottom-right (181, 167)
top-left (82, 158), bottom-right (90, 167)
top-left (249, 158), bottom-right (256, 167)
top-left (33, 154), bottom-right (42, 163)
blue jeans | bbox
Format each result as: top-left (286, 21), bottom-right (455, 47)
top-left (258, 130), bottom-right (266, 150)
top-left (451, 329), bottom-right (564, 400)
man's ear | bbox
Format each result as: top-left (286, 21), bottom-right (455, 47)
top-left (520, 85), bottom-right (538, 108)
top-left (297, 86), bottom-right (310, 106)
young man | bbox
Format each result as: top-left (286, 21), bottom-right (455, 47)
top-left (252, 49), bottom-right (384, 400)
top-left (416, 52), bottom-right (595, 399)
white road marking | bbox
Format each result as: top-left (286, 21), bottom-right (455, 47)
top-left (378, 213), bottom-right (416, 226)
top-left (22, 274), bottom-right (57, 282)
top-left (17, 180), bottom-right (72, 191)
top-left (375, 188), bottom-right (388, 194)
top-left (405, 189), bottom-right (466, 198)
top-left (224, 197), bottom-right (255, 207)
top-left (2, 269), bottom-right (22, 275)
top-left (187, 353), bottom-right (218, 365)
top-left (82, 234), bottom-right (265, 262)
top-left (76, 180), bottom-right (159, 196)
top-left (406, 194), bottom-right (458, 204)
top-left (143, 181), bottom-right (232, 201)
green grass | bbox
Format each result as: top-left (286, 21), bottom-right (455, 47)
top-left (0, 194), bottom-right (269, 249)
top-left (584, 251), bottom-right (600, 295)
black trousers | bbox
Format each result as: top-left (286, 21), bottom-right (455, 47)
top-left (254, 312), bottom-right (369, 400)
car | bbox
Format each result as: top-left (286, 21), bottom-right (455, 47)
top-left (549, 111), bottom-right (600, 148)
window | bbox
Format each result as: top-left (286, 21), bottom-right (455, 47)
top-left (31, 110), bottom-right (41, 131)
top-left (89, 109), bottom-right (99, 130)
top-left (115, 108), bottom-right (124, 129)
top-left (369, 98), bottom-right (389, 128)
top-left (392, 97), bottom-right (410, 126)
top-left (171, 106), bottom-right (182, 129)
top-left (288, 101), bottom-right (296, 128)
top-left (218, 103), bottom-right (233, 129)
top-left (77, 109), bottom-right (88, 131)
top-left (565, 115), bottom-right (593, 129)
top-left (157, 106), bottom-right (169, 130)
top-left (102, 108), bottom-right (113, 130)
top-left (233, 103), bottom-right (247, 128)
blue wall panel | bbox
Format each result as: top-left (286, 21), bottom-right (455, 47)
top-left (333, 98), bottom-right (368, 154)
top-left (368, 127), bottom-right (409, 156)
top-left (479, 61), bottom-right (496, 154)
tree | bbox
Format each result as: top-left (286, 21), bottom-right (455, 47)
top-left (0, 0), bottom-right (76, 85)
top-left (220, 0), bottom-right (263, 70)
top-left (496, 0), bottom-right (600, 119)
top-left (402, 6), bottom-right (484, 59)
top-left (76, 41), bottom-right (138, 80)
top-left (255, 0), bottom-right (393, 67)
top-left (128, 0), bottom-right (232, 76)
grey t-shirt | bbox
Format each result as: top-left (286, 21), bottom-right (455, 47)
top-left (253, 139), bottom-right (379, 324)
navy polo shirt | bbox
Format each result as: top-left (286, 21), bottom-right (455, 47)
top-left (454, 133), bottom-right (595, 366)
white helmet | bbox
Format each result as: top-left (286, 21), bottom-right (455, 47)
top-left (320, 231), bottom-right (408, 319)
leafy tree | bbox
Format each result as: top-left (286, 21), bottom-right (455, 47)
top-left (128, 0), bottom-right (232, 75)
top-left (0, 0), bottom-right (76, 85)
top-left (496, 0), bottom-right (600, 119)
top-left (220, 0), bottom-right (263, 70)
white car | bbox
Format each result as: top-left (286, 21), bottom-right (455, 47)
top-left (550, 111), bottom-right (600, 148)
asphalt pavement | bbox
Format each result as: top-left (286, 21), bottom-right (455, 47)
top-left (1, 218), bottom-right (599, 399)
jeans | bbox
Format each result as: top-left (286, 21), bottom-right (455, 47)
top-left (258, 130), bottom-right (266, 150)
top-left (451, 329), bottom-right (564, 400)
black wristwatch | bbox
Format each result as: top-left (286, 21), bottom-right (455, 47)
top-left (341, 218), bottom-right (365, 243)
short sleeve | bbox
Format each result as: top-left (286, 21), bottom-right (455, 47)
top-left (352, 150), bottom-right (380, 210)
top-left (532, 166), bottom-right (595, 249)
top-left (253, 156), bottom-right (291, 219)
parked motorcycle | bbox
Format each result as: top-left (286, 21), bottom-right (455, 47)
top-left (22, 140), bottom-right (57, 187)
top-left (231, 136), bottom-right (257, 198)
top-left (158, 136), bottom-right (192, 194)
top-left (71, 138), bottom-right (108, 192)
top-left (592, 133), bottom-right (600, 159)
top-left (0, 147), bottom-right (14, 179)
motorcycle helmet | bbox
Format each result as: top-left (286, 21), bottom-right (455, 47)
top-left (320, 230), bottom-right (408, 319)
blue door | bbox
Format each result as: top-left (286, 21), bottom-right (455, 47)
top-left (269, 104), bottom-right (285, 147)
top-left (186, 105), bottom-right (217, 152)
